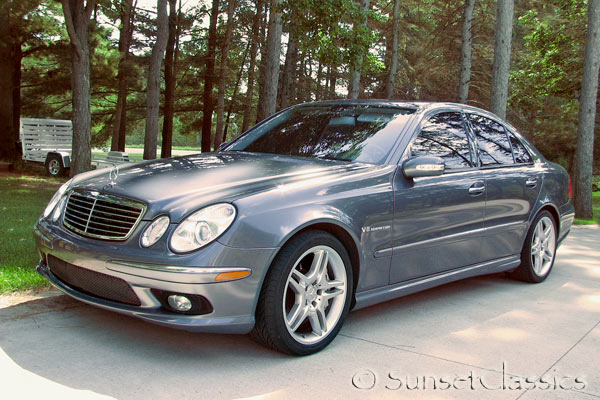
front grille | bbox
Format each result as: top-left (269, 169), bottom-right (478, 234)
top-left (48, 255), bottom-right (141, 306)
top-left (63, 190), bottom-right (145, 240)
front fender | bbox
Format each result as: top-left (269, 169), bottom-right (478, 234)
top-left (220, 202), bottom-right (361, 249)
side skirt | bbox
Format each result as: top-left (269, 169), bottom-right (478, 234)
top-left (352, 255), bottom-right (521, 311)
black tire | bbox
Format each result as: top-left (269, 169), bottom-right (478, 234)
top-left (511, 210), bottom-right (557, 283)
top-left (251, 231), bottom-right (353, 356)
top-left (45, 154), bottom-right (65, 177)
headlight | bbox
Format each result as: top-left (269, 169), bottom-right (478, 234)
top-left (43, 179), bottom-right (73, 219)
top-left (51, 196), bottom-right (68, 222)
top-left (170, 203), bottom-right (236, 253)
top-left (141, 215), bottom-right (170, 247)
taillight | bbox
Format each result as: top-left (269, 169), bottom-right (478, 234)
top-left (568, 175), bottom-right (573, 199)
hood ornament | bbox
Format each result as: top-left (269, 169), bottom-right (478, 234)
top-left (105, 166), bottom-right (119, 189)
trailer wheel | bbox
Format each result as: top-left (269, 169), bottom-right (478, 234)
top-left (45, 154), bottom-right (65, 177)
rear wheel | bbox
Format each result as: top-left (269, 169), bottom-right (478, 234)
top-left (512, 211), bottom-right (557, 283)
top-left (251, 231), bottom-right (353, 355)
top-left (45, 154), bottom-right (65, 177)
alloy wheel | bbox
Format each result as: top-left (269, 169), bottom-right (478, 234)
top-left (282, 245), bottom-right (347, 345)
top-left (530, 216), bottom-right (556, 277)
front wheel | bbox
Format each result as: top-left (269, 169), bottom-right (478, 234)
top-left (512, 211), bottom-right (557, 283)
top-left (252, 231), bottom-right (353, 355)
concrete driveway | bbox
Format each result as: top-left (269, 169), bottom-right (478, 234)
top-left (1, 226), bottom-right (598, 399)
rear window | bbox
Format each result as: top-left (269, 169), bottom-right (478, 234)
top-left (468, 114), bottom-right (514, 166)
top-left (509, 135), bottom-right (533, 164)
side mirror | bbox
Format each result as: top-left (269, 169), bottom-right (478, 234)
top-left (217, 141), bottom-right (230, 152)
top-left (402, 156), bottom-right (445, 178)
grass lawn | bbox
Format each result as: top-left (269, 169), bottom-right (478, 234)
top-left (0, 176), bottom-right (64, 293)
top-left (573, 192), bottom-right (600, 225)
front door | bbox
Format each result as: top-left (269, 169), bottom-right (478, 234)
top-left (390, 112), bottom-right (485, 284)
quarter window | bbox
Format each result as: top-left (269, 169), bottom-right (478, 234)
top-left (468, 114), bottom-right (514, 166)
top-left (411, 112), bottom-right (473, 169)
top-left (509, 135), bottom-right (533, 164)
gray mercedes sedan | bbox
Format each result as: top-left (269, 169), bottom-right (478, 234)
top-left (35, 100), bottom-right (574, 355)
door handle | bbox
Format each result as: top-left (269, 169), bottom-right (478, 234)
top-left (468, 182), bottom-right (485, 196)
top-left (526, 178), bottom-right (538, 188)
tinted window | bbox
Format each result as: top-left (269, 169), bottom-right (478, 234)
top-left (228, 106), bottom-right (414, 164)
top-left (509, 135), bottom-right (533, 163)
top-left (411, 112), bottom-right (472, 169)
top-left (468, 114), bottom-right (514, 166)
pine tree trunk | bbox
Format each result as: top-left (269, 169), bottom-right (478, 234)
top-left (0, 41), bottom-right (18, 160)
top-left (0, 3), bottom-right (21, 161)
top-left (328, 65), bottom-right (336, 98)
top-left (490, 0), bottom-right (514, 119)
top-left (241, 0), bottom-right (264, 132)
top-left (316, 61), bottom-right (323, 100)
top-left (574, 0), bottom-right (600, 219)
top-left (280, 26), bottom-right (298, 109)
top-left (224, 41), bottom-right (250, 140)
top-left (61, 0), bottom-right (96, 175)
top-left (201, 0), bottom-right (220, 152)
top-left (385, 0), bottom-right (400, 99)
top-left (161, 0), bottom-right (178, 158)
top-left (214, 0), bottom-right (237, 150)
top-left (459, 0), bottom-right (475, 104)
top-left (255, 4), bottom-right (269, 125)
top-left (256, 0), bottom-right (282, 122)
top-left (348, 0), bottom-right (370, 99)
top-left (143, 0), bottom-right (169, 160)
top-left (110, 0), bottom-right (134, 152)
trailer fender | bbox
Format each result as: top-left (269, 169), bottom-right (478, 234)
top-left (46, 152), bottom-right (71, 168)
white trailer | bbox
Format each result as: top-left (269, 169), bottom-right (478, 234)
top-left (20, 118), bottom-right (73, 176)
top-left (19, 118), bottom-right (131, 176)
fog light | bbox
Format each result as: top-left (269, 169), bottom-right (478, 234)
top-left (167, 294), bottom-right (192, 312)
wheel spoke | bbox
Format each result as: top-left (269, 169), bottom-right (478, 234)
top-left (543, 249), bottom-right (553, 262)
top-left (534, 223), bottom-right (542, 240)
top-left (287, 304), bottom-right (309, 332)
top-left (543, 225), bottom-right (552, 240)
top-left (307, 250), bottom-right (328, 284)
top-left (533, 253), bottom-right (541, 273)
top-left (291, 269), bottom-right (309, 287)
top-left (308, 309), bottom-right (327, 337)
top-left (288, 273), bottom-right (304, 295)
top-left (320, 277), bottom-right (344, 290)
top-left (321, 287), bottom-right (344, 302)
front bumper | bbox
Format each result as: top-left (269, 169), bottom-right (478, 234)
top-left (34, 220), bottom-right (278, 334)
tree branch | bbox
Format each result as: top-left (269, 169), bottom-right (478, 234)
top-left (85, 0), bottom-right (97, 20)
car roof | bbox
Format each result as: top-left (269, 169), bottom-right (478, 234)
top-left (298, 99), bottom-right (503, 121)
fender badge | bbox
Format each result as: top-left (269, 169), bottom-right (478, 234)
top-left (362, 225), bottom-right (391, 233)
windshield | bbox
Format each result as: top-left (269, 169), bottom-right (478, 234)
top-left (227, 105), bottom-right (415, 164)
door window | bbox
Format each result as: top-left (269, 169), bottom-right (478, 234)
top-left (468, 114), bottom-right (514, 166)
top-left (411, 112), bottom-right (473, 169)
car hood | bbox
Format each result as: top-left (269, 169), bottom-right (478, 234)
top-left (72, 152), bottom-right (375, 222)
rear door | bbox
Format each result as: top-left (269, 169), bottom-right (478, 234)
top-left (466, 113), bottom-right (542, 260)
top-left (390, 111), bottom-right (485, 284)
